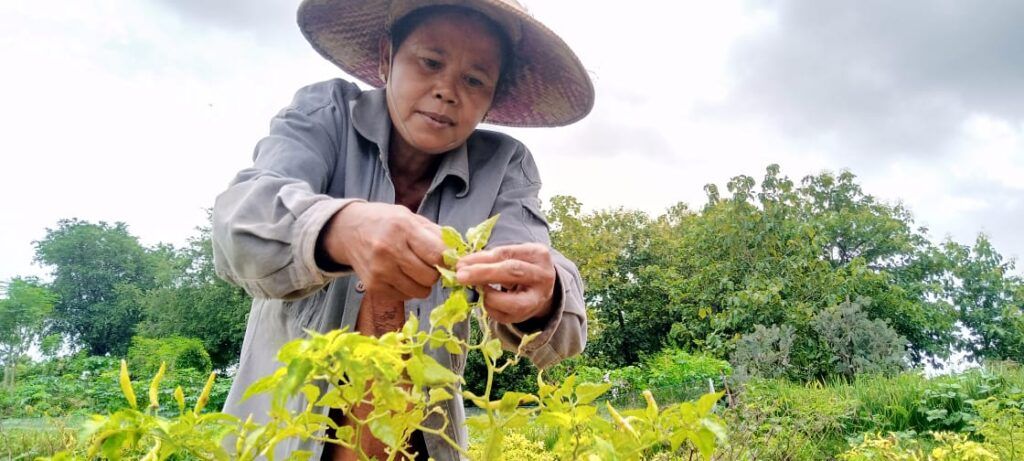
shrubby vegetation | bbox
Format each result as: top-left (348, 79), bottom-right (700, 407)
top-left (0, 352), bottom-right (229, 419)
top-left (2, 164), bottom-right (1023, 458)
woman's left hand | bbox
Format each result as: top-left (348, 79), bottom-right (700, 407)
top-left (455, 243), bottom-right (556, 324)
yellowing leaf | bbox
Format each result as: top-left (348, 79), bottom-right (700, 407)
top-left (696, 391), bottom-right (724, 415)
top-left (407, 353), bottom-right (459, 387)
top-left (607, 402), bottom-right (639, 439)
top-left (536, 411), bottom-right (572, 429)
top-left (429, 288), bottom-right (470, 331)
top-left (436, 265), bottom-right (459, 287)
top-left (173, 386), bottom-right (185, 414)
top-left (466, 214), bottom-right (500, 251)
top-left (429, 388), bottom-right (453, 403)
top-left (441, 226), bottom-right (467, 251)
top-left (575, 382), bottom-right (611, 405)
top-left (194, 372), bottom-right (217, 414)
top-left (643, 390), bottom-right (659, 419)
top-left (119, 360), bottom-right (137, 409)
top-left (484, 338), bottom-right (503, 362)
top-left (368, 416), bottom-right (401, 447)
top-left (442, 248), bottom-right (460, 267)
top-left (148, 362), bottom-right (166, 411)
top-left (517, 331), bottom-right (542, 352)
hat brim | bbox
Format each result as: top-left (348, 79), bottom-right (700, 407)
top-left (298, 0), bottom-right (595, 127)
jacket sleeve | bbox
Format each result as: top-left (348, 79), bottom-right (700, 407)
top-left (486, 144), bottom-right (587, 370)
top-left (212, 82), bottom-right (362, 300)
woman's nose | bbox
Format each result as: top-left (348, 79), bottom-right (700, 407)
top-left (433, 75), bottom-right (458, 105)
top-left (434, 90), bottom-right (457, 105)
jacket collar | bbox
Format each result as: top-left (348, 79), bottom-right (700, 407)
top-left (351, 88), bottom-right (470, 197)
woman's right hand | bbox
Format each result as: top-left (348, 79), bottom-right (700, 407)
top-left (319, 202), bottom-right (446, 303)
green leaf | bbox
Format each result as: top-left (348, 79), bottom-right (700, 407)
top-left (536, 411), bottom-right (572, 429)
top-left (695, 391), bottom-right (723, 415)
top-left (402, 316), bottom-right (420, 338)
top-left (429, 388), bottom-right (454, 403)
top-left (242, 371), bottom-right (282, 402)
top-left (499, 391), bottom-right (529, 412)
top-left (280, 358), bottom-right (313, 400)
top-left (429, 288), bottom-right (470, 331)
top-left (484, 338), bottom-right (503, 362)
top-left (692, 426), bottom-right (717, 461)
top-left (407, 352), bottom-right (459, 387)
top-left (441, 226), bottom-right (468, 251)
top-left (466, 214), bottom-right (500, 251)
top-left (436, 266), bottom-right (459, 287)
top-left (466, 414), bottom-right (490, 431)
top-left (368, 417), bottom-right (401, 448)
top-left (575, 382), bottom-right (611, 405)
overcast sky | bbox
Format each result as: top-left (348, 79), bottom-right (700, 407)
top-left (1, 0), bottom-right (1022, 284)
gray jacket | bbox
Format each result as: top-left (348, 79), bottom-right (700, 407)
top-left (212, 79), bottom-right (587, 460)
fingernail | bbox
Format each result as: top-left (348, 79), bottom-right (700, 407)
top-left (456, 269), bottom-right (468, 281)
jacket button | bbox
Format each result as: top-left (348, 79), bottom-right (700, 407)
top-left (355, 281), bottom-right (365, 293)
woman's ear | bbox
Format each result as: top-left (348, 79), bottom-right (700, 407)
top-left (378, 37), bottom-right (392, 83)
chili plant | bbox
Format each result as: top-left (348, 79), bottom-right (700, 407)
top-left (44, 216), bottom-right (726, 460)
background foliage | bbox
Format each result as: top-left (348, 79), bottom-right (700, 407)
top-left (2, 164), bottom-right (1023, 458)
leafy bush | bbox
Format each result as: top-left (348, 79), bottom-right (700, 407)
top-left (972, 392), bottom-right (1024, 460)
top-left (841, 433), bottom-right (998, 460)
top-left (468, 430), bottom-right (554, 461)
top-left (718, 363), bottom-right (1024, 460)
top-left (731, 324), bottom-right (795, 380)
top-left (0, 351), bottom-right (229, 419)
top-left (126, 335), bottom-right (212, 376)
top-left (812, 298), bottom-right (907, 379)
top-left (727, 378), bottom-right (855, 460)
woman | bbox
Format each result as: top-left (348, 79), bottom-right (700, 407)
top-left (212, 0), bottom-right (594, 459)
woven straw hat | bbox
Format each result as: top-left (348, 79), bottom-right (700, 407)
top-left (298, 0), bottom-right (595, 127)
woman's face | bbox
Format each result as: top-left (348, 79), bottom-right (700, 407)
top-left (381, 11), bottom-right (503, 155)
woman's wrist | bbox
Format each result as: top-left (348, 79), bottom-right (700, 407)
top-left (316, 203), bottom-right (363, 270)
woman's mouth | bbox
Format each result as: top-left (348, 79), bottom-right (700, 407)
top-left (418, 111), bottom-right (455, 127)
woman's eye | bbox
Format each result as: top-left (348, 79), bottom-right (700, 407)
top-left (465, 76), bottom-right (484, 88)
top-left (421, 58), bottom-right (441, 70)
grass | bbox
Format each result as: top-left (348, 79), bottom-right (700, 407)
top-left (0, 417), bottom-right (80, 460)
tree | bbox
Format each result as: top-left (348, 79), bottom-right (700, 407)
top-left (137, 219), bottom-right (251, 369)
top-left (33, 219), bottom-right (158, 356)
top-left (943, 235), bottom-right (1024, 362)
top-left (547, 196), bottom-right (671, 364)
top-left (550, 165), bottom-right (961, 378)
top-left (0, 278), bottom-right (55, 386)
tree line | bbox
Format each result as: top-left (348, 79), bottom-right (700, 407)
top-left (2, 165), bottom-right (1021, 389)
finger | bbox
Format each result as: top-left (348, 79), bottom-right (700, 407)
top-left (479, 286), bottom-right (541, 324)
top-left (395, 239), bottom-right (440, 286)
top-left (457, 243), bottom-right (550, 268)
top-left (391, 272), bottom-right (433, 299)
top-left (457, 259), bottom-right (548, 286)
top-left (407, 223), bottom-right (446, 267)
top-left (369, 269), bottom-right (431, 300)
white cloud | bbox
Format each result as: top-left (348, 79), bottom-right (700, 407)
top-left (1, 0), bottom-right (1021, 285)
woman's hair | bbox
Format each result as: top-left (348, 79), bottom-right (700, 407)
top-left (389, 5), bottom-right (516, 104)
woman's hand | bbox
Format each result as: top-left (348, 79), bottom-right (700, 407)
top-left (455, 243), bottom-right (557, 324)
top-left (320, 202), bottom-right (446, 303)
